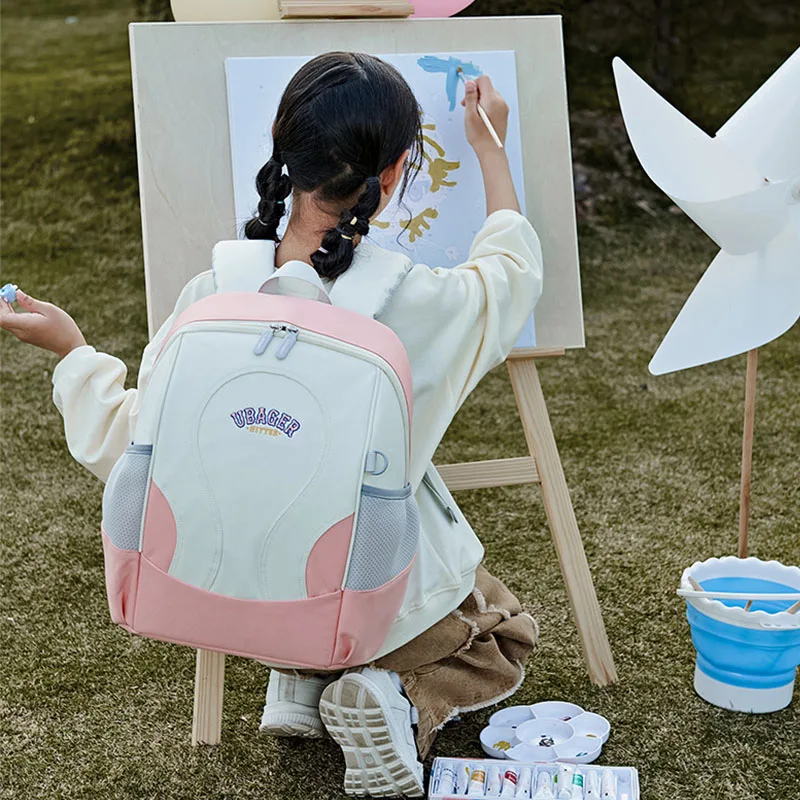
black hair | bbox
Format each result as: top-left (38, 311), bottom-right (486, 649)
top-left (244, 52), bottom-right (423, 279)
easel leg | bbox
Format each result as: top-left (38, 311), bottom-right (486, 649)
top-left (507, 359), bottom-right (617, 686)
top-left (738, 348), bottom-right (758, 558)
top-left (192, 649), bottom-right (225, 746)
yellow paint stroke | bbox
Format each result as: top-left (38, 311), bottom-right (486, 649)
top-left (372, 121), bottom-right (459, 241)
top-left (401, 208), bottom-right (439, 242)
top-left (421, 134), bottom-right (445, 159)
top-left (428, 157), bottom-right (460, 192)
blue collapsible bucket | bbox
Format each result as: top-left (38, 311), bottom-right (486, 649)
top-left (678, 557), bottom-right (800, 713)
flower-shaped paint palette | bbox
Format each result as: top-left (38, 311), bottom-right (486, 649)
top-left (480, 702), bottom-right (610, 764)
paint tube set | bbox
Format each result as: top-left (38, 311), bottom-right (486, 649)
top-left (428, 758), bottom-right (639, 800)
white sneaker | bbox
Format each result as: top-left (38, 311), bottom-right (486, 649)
top-left (319, 667), bottom-right (425, 798)
top-left (258, 671), bottom-right (335, 739)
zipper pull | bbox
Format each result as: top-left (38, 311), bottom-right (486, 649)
top-left (254, 324), bottom-right (279, 356)
top-left (422, 471), bottom-right (458, 524)
top-left (276, 327), bottom-right (299, 360)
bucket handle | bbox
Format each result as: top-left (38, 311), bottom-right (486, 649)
top-left (677, 588), bottom-right (800, 603)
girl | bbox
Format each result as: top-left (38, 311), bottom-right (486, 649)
top-left (1, 53), bottom-right (542, 798)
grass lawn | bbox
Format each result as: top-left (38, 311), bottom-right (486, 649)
top-left (1, 3), bottom-right (797, 799)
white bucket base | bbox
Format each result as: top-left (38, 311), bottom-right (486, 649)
top-left (694, 665), bottom-right (795, 713)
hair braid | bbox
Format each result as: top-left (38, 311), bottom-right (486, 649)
top-left (244, 148), bottom-right (292, 241)
top-left (311, 176), bottom-right (382, 279)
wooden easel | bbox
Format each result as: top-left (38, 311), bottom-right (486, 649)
top-left (278, 0), bottom-right (415, 16)
top-left (192, 348), bottom-right (617, 744)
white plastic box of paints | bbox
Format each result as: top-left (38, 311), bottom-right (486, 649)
top-left (428, 757), bottom-right (640, 800)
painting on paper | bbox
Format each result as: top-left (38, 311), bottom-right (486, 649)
top-left (225, 51), bottom-right (533, 346)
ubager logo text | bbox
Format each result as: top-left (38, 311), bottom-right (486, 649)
top-left (230, 406), bottom-right (301, 438)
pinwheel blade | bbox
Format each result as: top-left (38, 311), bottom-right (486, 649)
top-left (716, 47), bottom-right (800, 181)
top-left (613, 58), bottom-right (763, 203)
top-left (613, 58), bottom-right (772, 253)
top-left (649, 225), bottom-right (800, 374)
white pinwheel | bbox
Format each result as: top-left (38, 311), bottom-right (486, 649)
top-left (613, 49), bottom-right (800, 376)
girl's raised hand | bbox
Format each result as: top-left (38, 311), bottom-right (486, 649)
top-left (461, 75), bottom-right (509, 156)
top-left (0, 291), bottom-right (87, 359)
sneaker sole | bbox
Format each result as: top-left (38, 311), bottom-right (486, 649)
top-left (259, 710), bottom-right (327, 739)
top-left (319, 674), bottom-right (424, 798)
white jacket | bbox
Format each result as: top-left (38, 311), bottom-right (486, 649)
top-left (52, 208), bottom-right (543, 657)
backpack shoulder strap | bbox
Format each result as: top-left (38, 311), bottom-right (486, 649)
top-left (328, 241), bottom-right (412, 320)
top-left (210, 239), bottom-right (411, 319)
top-left (211, 240), bottom-right (276, 293)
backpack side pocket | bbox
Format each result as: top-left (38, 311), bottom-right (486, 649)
top-left (346, 483), bottom-right (419, 591)
top-left (102, 444), bottom-right (153, 551)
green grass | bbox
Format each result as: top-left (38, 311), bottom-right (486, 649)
top-left (1, 4), bottom-right (798, 799)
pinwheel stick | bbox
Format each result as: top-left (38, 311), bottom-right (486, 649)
top-left (738, 348), bottom-right (758, 558)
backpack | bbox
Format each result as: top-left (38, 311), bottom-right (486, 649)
top-left (100, 241), bottom-right (418, 669)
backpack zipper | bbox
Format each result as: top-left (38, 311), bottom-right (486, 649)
top-left (253, 324), bottom-right (281, 355)
top-left (254, 324), bottom-right (299, 357)
top-left (275, 327), bottom-right (299, 360)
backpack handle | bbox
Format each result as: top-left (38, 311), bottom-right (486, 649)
top-left (259, 260), bottom-right (332, 305)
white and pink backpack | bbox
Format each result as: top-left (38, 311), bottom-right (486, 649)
top-left (100, 242), bottom-right (417, 669)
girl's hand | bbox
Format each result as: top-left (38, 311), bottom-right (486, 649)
top-left (461, 75), bottom-right (519, 215)
top-left (462, 75), bottom-right (509, 156)
top-left (0, 291), bottom-right (87, 359)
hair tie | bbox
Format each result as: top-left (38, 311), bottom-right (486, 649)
top-left (275, 199), bottom-right (285, 207)
top-left (256, 217), bottom-right (270, 227)
top-left (317, 246), bottom-right (329, 255)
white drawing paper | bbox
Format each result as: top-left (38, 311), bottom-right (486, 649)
top-left (225, 51), bottom-right (535, 347)
top-left (613, 50), bottom-right (800, 375)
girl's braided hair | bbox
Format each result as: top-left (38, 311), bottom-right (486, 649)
top-left (244, 52), bottom-right (423, 279)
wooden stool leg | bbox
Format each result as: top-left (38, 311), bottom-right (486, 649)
top-left (192, 649), bottom-right (225, 745)
top-left (508, 359), bottom-right (617, 686)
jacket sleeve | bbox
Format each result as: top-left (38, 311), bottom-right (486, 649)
top-left (51, 270), bottom-right (215, 483)
top-left (379, 209), bottom-right (543, 476)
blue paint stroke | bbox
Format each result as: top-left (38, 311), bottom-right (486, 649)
top-left (417, 56), bottom-right (481, 111)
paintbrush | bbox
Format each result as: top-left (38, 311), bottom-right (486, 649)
top-left (457, 67), bottom-right (504, 150)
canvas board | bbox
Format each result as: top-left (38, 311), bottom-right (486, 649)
top-left (225, 50), bottom-right (534, 346)
top-left (129, 18), bottom-right (584, 349)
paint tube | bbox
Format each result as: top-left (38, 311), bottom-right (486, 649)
top-left (437, 761), bottom-right (457, 795)
top-left (486, 765), bottom-right (502, 797)
top-left (469, 766), bottom-right (487, 796)
top-left (455, 763), bottom-right (472, 795)
top-left (532, 770), bottom-right (555, 800)
top-left (516, 767), bottom-right (532, 798)
top-left (500, 768), bottom-right (519, 798)
top-left (602, 769), bottom-right (617, 800)
top-left (570, 771), bottom-right (585, 799)
top-left (556, 764), bottom-right (575, 799)
top-left (584, 770), bottom-right (601, 798)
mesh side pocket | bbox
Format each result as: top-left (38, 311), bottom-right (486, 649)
top-left (102, 444), bottom-right (152, 550)
top-left (346, 484), bottom-right (419, 592)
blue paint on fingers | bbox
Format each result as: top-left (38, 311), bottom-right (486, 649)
top-left (417, 56), bottom-right (481, 111)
